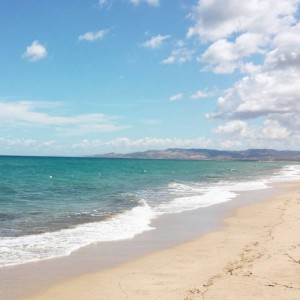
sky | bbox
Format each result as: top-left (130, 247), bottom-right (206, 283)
top-left (0, 0), bottom-right (300, 156)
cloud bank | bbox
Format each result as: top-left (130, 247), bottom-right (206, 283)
top-left (0, 101), bottom-right (127, 136)
top-left (187, 0), bottom-right (300, 146)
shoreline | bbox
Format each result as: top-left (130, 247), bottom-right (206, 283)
top-left (2, 182), bottom-right (300, 299)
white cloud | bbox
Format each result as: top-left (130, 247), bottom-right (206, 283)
top-left (72, 136), bottom-right (213, 153)
top-left (214, 118), bottom-right (298, 150)
top-left (220, 140), bottom-right (242, 149)
top-left (99, 0), bottom-right (160, 9)
top-left (162, 39), bottom-right (195, 65)
top-left (200, 39), bottom-right (238, 74)
top-left (0, 138), bottom-right (37, 147)
top-left (22, 41), bottom-right (47, 62)
top-left (272, 22), bottom-right (300, 51)
top-left (187, 0), bottom-right (300, 75)
top-left (214, 120), bottom-right (248, 135)
top-left (201, 39), bottom-right (237, 63)
top-left (209, 68), bottom-right (300, 120)
top-left (99, 0), bottom-right (110, 8)
top-left (214, 118), bottom-right (292, 149)
top-left (141, 34), bottom-right (170, 49)
top-left (187, 0), bottom-right (300, 148)
top-left (41, 140), bottom-right (57, 147)
top-left (78, 29), bottom-right (109, 42)
top-left (199, 33), bottom-right (267, 73)
top-left (265, 23), bottom-right (300, 70)
top-left (190, 90), bottom-right (209, 99)
top-left (260, 119), bottom-right (290, 140)
top-left (130, 0), bottom-right (160, 6)
top-left (188, 0), bottom-right (299, 42)
top-left (240, 62), bottom-right (262, 74)
top-left (169, 93), bottom-right (183, 101)
top-left (162, 56), bottom-right (176, 65)
top-left (162, 47), bottom-right (194, 64)
top-left (0, 138), bottom-right (65, 156)
top-left (0, 101), bottom-right (127, 136)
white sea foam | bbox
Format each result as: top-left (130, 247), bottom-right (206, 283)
top-left (156, 179), bottom-right (268, 215)
top-left (155, 189), bottom-right (237, 214)
top-left (0, 199), bottom-right (155, 267)
top-left (221, 180), bottom-right (269, 192)
top-left (168, 182), bottom-right (205, 193)
top-left (271, 165), bottom-right (300, 182)
top-left (154, 164), bottom-right (300, 215)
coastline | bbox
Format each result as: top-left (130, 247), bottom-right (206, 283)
top-left (3, 181), bottom-right (299, 299)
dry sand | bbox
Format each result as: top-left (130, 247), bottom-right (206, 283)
top-left (24, 183), bottom-right (300, 299)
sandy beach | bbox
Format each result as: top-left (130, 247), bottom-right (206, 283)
top-left (2, 0), bottom-right (300, 299)
top-left (19, 182), bottom-right (300, 300)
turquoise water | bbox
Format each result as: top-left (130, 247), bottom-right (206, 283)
top-left (0, 156), bottom-right (299, 267)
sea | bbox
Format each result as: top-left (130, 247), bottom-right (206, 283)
top-left (0, 156), bottom-right (300, 268)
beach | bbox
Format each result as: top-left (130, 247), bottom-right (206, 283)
top-left (2, 0), bottom-right (300, 299)
top-left (8, 182), bottom-right (297, 299)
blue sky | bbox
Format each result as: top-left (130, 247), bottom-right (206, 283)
top-left (1, 0), bottom-right (300, 156)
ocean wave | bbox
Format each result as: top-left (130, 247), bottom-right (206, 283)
top-left (168, 182), bottom-right (205, 193)
top-left (153, 164), bottom-right (300, 215)
top-left (271, 165), bottom-right (300, 182)
top-left (0, 199), bottom-right (155, 267)
top-left (1, 164), bottom-right (300, 268)
top-left (155, 189), bottom-right (237, 214)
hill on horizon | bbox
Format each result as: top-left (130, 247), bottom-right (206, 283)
top-left (92, 148), bottom-right (300, 161)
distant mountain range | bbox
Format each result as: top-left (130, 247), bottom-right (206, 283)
top-left (92, 148), bottom-right (300, 161)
